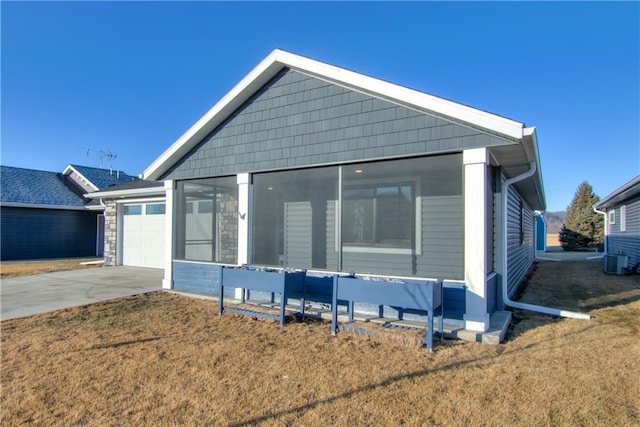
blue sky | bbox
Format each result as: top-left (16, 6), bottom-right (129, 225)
top-left (2, 1), bottom-right (638, 212)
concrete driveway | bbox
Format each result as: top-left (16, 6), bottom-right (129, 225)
top-left (1, 266), bottom-right (163, 321)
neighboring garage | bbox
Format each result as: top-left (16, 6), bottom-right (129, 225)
top-left (0, 164), bottom-right (138, 261)
top-left (87, 180), bottom-right (166, 269)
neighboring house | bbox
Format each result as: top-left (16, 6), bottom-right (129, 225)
top-left (535, 214), bottom-right (547, 252)
top-left (0, 164), bottom-right (136, 260)
top-left (86, 180), bottom-right (165, 268)
top-left (106, 49), bottom-right (545, 334)
top-left (594, 175), bottom-right (640, 270)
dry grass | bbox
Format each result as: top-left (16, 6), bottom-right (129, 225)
top-left (2, 260), bottom-right (640, 426)
top-left (546, 233), bottom-right (560, 247)
top-left (0, 259), bottom-right (101, 279)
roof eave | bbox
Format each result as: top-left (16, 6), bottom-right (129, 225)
top-left (594, 175), bottom-right (640, 209)
top-left (142, 49), bottom-right (526, 180)
top-left (86, 186), bottom-right (166, 199)
top-left (523, 127), bottom-right (546, 211)
top-left (0, 201), bottom-right (91, 211)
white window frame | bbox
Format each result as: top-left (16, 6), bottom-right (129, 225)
top-left (608, 209), bottom-right (615, 225)
top-left (620, 205), bottom-right (626, 232)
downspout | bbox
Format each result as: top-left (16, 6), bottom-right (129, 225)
top-left (593, 206), bottom-right (607, 254)
top-left (502, 163), bottom-right (591, 320)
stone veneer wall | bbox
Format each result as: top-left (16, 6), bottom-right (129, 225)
top-left (218, 193), bottom-right (238, 264)
top-left (103, 199), bottom-right (118, 266)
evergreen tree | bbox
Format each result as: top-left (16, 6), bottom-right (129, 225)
top-left (559, 181), bottom-right (604, 251)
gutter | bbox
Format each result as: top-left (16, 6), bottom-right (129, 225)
top-left (501, 162), bottom-right (591, 320)
top-left (593, 206), bottom-right (607, 255)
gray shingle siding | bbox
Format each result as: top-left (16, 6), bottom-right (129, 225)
top-left (164, 69), bottom-right (510, 180)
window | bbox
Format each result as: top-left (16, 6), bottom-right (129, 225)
top-left (620, 205), bottom-right (626, 232)
top-left (251, 154), bottom-right (463, 277)
top-left (123, 205), bottom-right (142, 215)
top-left (146, 204), bottom-right (166, 215)
top-left (198, 201), bottom-right (214, 214)
top-left (175, 176), bottom-right (238, 263)
top-left (342, 182), bottom-right (415, 250)
top-left (252, 166), bottom-right (338, 269)
top-left (609, 209), bottom-right (615, 224)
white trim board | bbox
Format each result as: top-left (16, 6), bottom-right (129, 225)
top-left (0, 202), bottom-right (89, 211)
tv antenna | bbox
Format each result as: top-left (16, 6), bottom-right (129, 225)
top-left (86, 149), bottom-right (117, 169)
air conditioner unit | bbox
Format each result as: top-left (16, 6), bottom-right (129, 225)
top-left (603, 254), bottom-right (629, 275)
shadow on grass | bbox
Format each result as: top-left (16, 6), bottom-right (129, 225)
top-left (227, 356), bottom-right (479, 426)
top-left (88, 336), bottom-right (167, 350)
top-left (229, 320), bottom-right (602, 426)
top-left (581, 291), bottom-right (640, 311)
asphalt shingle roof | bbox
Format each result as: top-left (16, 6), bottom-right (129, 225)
top-left (70, 164), bottom-right (137, 190)
top-left (1, 166), bottom-right (86, 207)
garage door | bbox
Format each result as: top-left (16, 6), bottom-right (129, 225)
top-left (122, 203), bottom-right (165, 268)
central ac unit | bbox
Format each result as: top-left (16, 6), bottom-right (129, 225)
top-left (604, 254), bottom-right (629, 275)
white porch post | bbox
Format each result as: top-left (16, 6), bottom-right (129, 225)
top-left (463, 148), bottom-right (490, 332)
top-left (236, 173), bottom-right (251, 299)
top-left (237, 173), bottom-right (251, 265)
top-left (162, 180), bottom-right (174, 290)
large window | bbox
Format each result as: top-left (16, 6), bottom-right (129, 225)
top-left (342, 182), bottom-right (415, 251)
top-left (175, 176), bottom-right (238, 263)
top-left (252, 154), bottom-right (463, 277)
top-left (252, 167), bottom-right (338, 270)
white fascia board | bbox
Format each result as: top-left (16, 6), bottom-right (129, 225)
top-left (523, 126), bottom-right (546, 211)
top-left (142, 49), bottom-right (526, 180)
top-left (85, 187), bottom-right (165, 199)
top-left (142, 51), bottom-right (286, 180)
top-left (0, 202), bottom-right (90, 211)
top-left (114, 197), bottom-right (166, 204)
top-left (85, 204), bottom-right (105, 211)
top-left (62, 164), bottom-right (100, 192)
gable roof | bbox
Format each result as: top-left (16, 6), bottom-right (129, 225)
top-left (141, 49), bottom-right (545, 210)
top-left (1, 166), bottom-right (87, 209)
top-left (63, 164), bottom-right (137, 191)
top-left (142, 49), bottom-right (528, 181)
top-left (594, 175), bottom-right (640, 210)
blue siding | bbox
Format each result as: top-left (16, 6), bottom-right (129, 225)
top-left (443, 286), bottom-right (466, 320)
top-left (1, 207), bottom-right (98, 261)
top-left (506, 187), bottom-right (535, 297)
top-left (606, 197), bottom-right (640, 267)
top-left (535, 215), bottom-right (547, 252)
top-left (164, 69), bottom-right (511, 180)
top-left (486, 274), bottom-right (498, 314)
top-left (608, 235), bottom-right (640, 267)
top-left (173, 261), bottom-right (238, 297)
top-left (172, 262), bottom-right (467, 320)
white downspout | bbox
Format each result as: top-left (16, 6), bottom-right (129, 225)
top-left (502, 163), bottom-right (591, 320)
top-left (593, 206), bottom-right (607, 255)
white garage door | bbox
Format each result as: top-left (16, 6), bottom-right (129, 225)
top-left (122, 203), bottom-right (165, 268)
